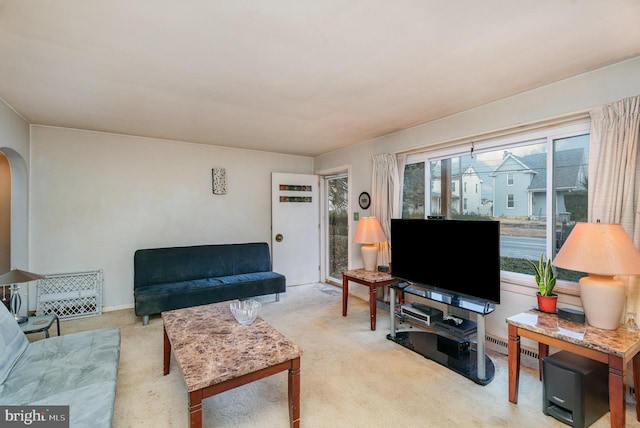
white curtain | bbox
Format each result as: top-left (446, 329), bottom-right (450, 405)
top-left (588, 95), bottom-right (640, 322)
top-left (371, 153), bottom-right (405, 302)
top-left (371, 153), bottom-right (406, 267)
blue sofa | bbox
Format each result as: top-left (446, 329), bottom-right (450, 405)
top-left (0, 302), bottom-right (121, 428)
top-left (134, 242), bottom-right (286, 325)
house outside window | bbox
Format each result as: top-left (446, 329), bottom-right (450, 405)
top-left (401, 121), bottom-right (589, 283)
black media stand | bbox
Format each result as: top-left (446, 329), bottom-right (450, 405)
top-left (387, 282), bottom-right (495, 385)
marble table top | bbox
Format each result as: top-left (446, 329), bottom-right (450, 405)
top-left (162, 301), bottom-right (303, 392)
top-left (507, 310), bottom-right (640, 358)
top-left (343, 268), bottom-right (394, 283)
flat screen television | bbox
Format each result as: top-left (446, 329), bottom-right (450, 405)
top-left (390, 219), bottom-right (501, 305)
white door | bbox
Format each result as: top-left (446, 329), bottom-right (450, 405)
top-left (271, 173), bottom-right (320, 286)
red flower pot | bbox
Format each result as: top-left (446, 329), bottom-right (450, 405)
top-left (537, 293), bottom-right (558, 313)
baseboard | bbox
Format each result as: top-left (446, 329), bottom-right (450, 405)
top-left (485, 333), bottom-right (539, 369)
top-left (103, 303), bottom-right (134, 312)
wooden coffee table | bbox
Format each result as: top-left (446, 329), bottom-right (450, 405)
top-left (162, 302), bottom-right (303, 428)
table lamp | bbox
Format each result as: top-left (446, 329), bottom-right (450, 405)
top-left (353, 216), bottom-right (387, 271)
top-left (552, 221), bottom-right (640, 330)
top-left (0, 269), bottom-right (45, 324)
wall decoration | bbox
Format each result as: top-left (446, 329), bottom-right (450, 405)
top-left (279, 184), bottom-right (312, 191)
top-left (359, 192), bottom-right (371, 209)
top-left (212, 168), bottom-right (226, 195)
top-left (280, 196), bottom-right (312, 203)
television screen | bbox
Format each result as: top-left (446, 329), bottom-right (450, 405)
top-left (390, 219), bottom-right (501, 305)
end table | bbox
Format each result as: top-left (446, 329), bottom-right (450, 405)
top-left (20, 314), bottom-right (60, 338)
top-left (342, 269), bottom-right (396, 331)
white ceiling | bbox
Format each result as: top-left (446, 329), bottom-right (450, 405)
top-left (1, 1), bottom-right (640, 157)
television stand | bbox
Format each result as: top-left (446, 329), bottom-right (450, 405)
top-left (387, 283), bottom-right (495, 385)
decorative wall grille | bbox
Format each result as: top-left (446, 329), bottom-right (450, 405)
top-left (36, 270), bottom-right (103, 319)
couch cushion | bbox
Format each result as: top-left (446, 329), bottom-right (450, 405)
top-left (0, 328), bottom-right (121, 411)
top-left (135, 277), bottom-right (224, 298)
top-left (134, 272), bottom-right (285, 316)
top-left (229, 243), bottom-right (272, 274)
top-left (0, 302), bottom-right (28, 385)
top-left (134, 242), bottom-right (273, 288)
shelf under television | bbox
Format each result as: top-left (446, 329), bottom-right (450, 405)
top-left (397, 281), bottom-right (496, 316)
top-left (387, 282), bottom-right (496, 386)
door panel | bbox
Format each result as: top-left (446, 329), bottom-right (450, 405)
top-left (271, 173), bottom-right (320, 286)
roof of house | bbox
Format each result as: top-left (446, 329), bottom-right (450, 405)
top-left (506, 148), bottom-right (585, 191)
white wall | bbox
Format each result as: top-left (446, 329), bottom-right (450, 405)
top-left (29, 126), bottom-right (313, 310)
top-left (314, 57), bottom-right (640, 342)
top-left (0, 99), bottom-right (30, 164)
top-left (0, 99), bottom-right (30, 271)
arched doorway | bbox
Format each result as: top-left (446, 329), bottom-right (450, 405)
top-left (0, 151), bottom-right (10, 272)
top-left (0, 147), bottom-right (28, 272)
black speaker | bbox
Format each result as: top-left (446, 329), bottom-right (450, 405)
top-left (542, 351), bottom-right (609, 427)
top-left (558, 307), bottom-right (585, 324)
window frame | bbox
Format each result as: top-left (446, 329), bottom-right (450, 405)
top-left (403, 120), bottom-right (590, 295)
top-left (507, 172), bottom-right (514, 186)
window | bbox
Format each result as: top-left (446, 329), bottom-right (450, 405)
top-left (401, 121), bottom-right (589, 282)
top-left (506, 194), bottom-right (514, 209)
top-left (325, 174), bottom-right (348, 281)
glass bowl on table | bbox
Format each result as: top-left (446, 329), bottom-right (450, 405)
top-left (230, 299), bottom-right (261, 325)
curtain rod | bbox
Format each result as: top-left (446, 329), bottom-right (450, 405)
top-left (396, 110), bottom-right (590, 156)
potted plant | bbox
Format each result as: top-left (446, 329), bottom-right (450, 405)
top-left (530, 253), bottom-right (558, 313)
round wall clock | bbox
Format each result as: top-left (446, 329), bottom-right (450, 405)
top-left (358, 192), bottom-right (371, 209)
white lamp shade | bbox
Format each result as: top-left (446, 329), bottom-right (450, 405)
top-left (553, 222), bottom-right (640, 330)
top-left (553, 222), bottom-right (640, 275)
top-left (353, 217), bottom-right (386, 244)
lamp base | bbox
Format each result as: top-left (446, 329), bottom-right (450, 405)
top-left (361, 244), bottom-right (378, 271)
top-left (580, 274), bottom-right (626, 330)
top-left (14, 315), bottom-right (27, 324)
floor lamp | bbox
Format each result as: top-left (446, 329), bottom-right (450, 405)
top-left (553, 221), bottom-right (640, 330)
top-left (353, 216), bottom-right (387, 271)
top-left (0, 269), bottom-right (45, 324)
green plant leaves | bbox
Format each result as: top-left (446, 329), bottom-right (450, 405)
top-left (529, 253), bottom-right (557, 296)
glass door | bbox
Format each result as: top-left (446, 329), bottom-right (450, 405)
top-left (325, 174), bottom-right (348, 283)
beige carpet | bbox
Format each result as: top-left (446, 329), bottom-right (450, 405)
top-left (40, 282), bottom-right (634, 427)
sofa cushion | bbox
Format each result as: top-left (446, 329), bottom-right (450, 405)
top-left (0, 302), bottom-right (28, 384)
top-left (134, 272), bottom-right (284, 315)
top-left (0, 327), bottom-right (120, 427)
top-left (134, 242), bottom-right (273, 288)
top-left (228, 243), bottom-right (272, 274)
top-left (135, 277), bottom-right (224, 298)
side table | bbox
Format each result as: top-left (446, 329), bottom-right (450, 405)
top-left (507, 310), bottom-right (640, 428)
top-left (20, 314), bottom-right (60, 338)
top-left (342, 269), bottom-right (396, 331)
